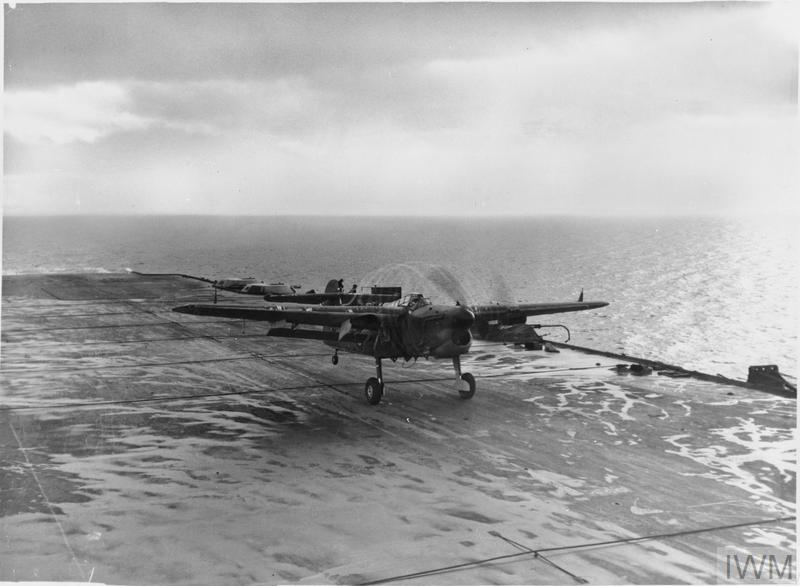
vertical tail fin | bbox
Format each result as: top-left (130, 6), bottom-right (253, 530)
top-left (325, 279), bottom-right (339, 293)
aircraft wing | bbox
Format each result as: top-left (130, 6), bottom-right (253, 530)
top-left (470, 301), bottom-right (608, 324)
top-left (126, 269), bottom-right (216, 284)
top-left (172, 303), bottom-right (384, 330)
top-left (265, 327), bottom-right (370, 344)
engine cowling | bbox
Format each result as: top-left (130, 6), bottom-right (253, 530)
top-left (418, 305), bottom-right (474, 358)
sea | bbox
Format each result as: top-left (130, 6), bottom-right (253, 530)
top-left (2, 214), bottom-right (798, 381)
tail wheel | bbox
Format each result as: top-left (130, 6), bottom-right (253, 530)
top-left (365, 377), bottom-right (384, 405)
top-left (331, 353), bottom-right (339, 365)
top-left (458, 373), bottom-right (476, 400)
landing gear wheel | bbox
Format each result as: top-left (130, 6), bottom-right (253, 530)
top-left (364, 377), bottom-right (384, 405)
top-left (458, 373), bottom-right (476, 400)
top-left (331, 353), bottom-right (339, 366)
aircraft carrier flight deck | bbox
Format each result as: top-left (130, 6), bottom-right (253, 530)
top-left (1, 272), bottom-right (795, 584)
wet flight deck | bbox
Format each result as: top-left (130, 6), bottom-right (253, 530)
top-left (1, 272), bottom-right (795, 584)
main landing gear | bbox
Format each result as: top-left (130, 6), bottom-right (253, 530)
top-left (359, 355), bottom-right (476, 406)
top-left (361, 356), bottom-right (476, 406)
top-left (452, 355), bottom-right (476, 400)
top-left (334, 351), bottom-right (385, 405)
top-left (365, 357), bottom-right (384, 405)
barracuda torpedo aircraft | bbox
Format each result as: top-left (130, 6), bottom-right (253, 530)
top-left (173, 290), bottom-right (607, 405)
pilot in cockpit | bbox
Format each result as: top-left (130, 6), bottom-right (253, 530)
top-left (403, 293), bottom-right (429, 310)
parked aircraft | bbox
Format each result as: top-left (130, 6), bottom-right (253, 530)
top-left (264, 279), bottom-right (402, 306)
top-left (126, 269), bottom-right (398, 305)
top-left (173, 291), bottom-right (607, 405)
top-left (238, 282), bottom-right (298, 296)
top-left (125, 270), bottom-right (295, 295)
top-left (214, 278), bottom-right (259, 292)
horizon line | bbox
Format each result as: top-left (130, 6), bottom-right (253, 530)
top-left (4, 210), bottom-right (795, 219)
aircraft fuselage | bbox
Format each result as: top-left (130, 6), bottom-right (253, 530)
top-left (324, 302), bottom-right (474, 361)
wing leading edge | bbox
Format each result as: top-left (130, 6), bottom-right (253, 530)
top-left (172, 303), bottom-right (384, 330)
top-left (471, 300), bottom-right (608, 321)
top-left (173, 299), bottom-right (607, 325)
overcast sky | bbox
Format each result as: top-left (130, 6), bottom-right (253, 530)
top-left (3, 2), bottom-right (798, 216)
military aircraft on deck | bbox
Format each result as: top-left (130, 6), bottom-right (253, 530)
top-left (264, 279), bottom-right (402, 306)
top-left (125, 270), bottom-right (298, 296)
top-left (214, 277), bottom-right (259, 292)
top-left (237, 282), bottom-right (299, 296)
top-left (173, 291), bottom-right (607, 405)
top-left (126, 269), bottom-right (400, 305)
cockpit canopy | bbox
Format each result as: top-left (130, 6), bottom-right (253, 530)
top-left (395, 293), bottom-right (431, 310)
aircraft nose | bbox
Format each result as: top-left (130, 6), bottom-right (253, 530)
top-left (448, 306), bottom-right (474, 351)
top-left (423, 305), bottom-right (475, 358)
top-left (449, 306), bottom-right (475, 329)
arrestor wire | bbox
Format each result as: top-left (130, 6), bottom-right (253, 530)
top-left (0, 364), bottom-right (615, 412)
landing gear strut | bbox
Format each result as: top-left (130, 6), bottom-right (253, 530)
top-left (364, 357), bottom-right (385, 405)
top-left (361, 355), bottom-right (473, 404)
top-left (452, 356), bottom-right (476, 400)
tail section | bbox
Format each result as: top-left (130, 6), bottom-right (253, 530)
top-left (325, 279), bottom-right (340, 293)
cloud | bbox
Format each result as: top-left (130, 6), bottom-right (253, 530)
top-left (418, 8), bottom-right (795, 139)
top-left (3, 2), bottom-right (796, 216)
top-left (128, 78), bottom-right (325, 137)
top-left (0, 4), bottom-right (594, 85)
top-left (6, 3), bottom-right (793, 146)
top-left (4, 81), bottom-right (153, 144)
top-left (4, 80), bottom-right (237, 146)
